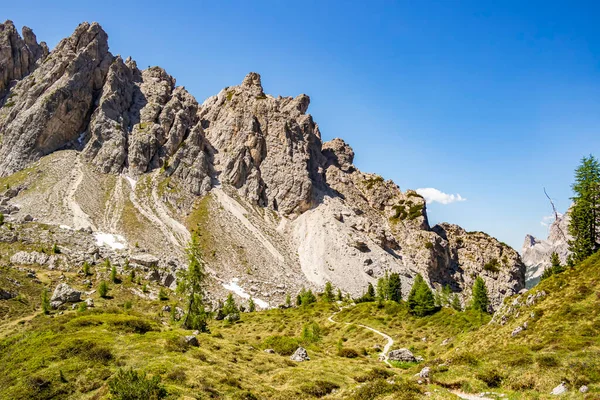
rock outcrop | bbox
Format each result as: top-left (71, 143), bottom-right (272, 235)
top-left (0, 20), bottom-right (526, 309)
top-left (0, 20), bottom-right (47, 96)
top-left (50, 283), bottom-right (81, 308)
top-left (522, 212), bottom-right (571, 287)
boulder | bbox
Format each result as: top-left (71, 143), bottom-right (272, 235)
top-left (264, 349), bottom-right (275, 354)
top-left (224, 313), bottom-right (240, 323)
top-left (130, 254), bottom-right (159, 267)
top-left (50, 283), bottom-right (81, 308)
top-left (511, 325), bottom-right (525, 337)
top-left (419, 367), bottom-right (430, 379)
top-left (184, 335), bottom-right (199, 347)
top-left (290, 347), bottom-right (310, 362)
top-left (0, 288), bottom-right (16, 300)
top-left (551, 382), bottom-right (568, 395)
top-left (85, 298), bottom-right (94, 308)
top-left (387, 348), bottom-right (417, 363)
top-left (580, 385), bottom-right (589, 393)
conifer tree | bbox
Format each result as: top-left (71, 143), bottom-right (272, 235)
top-left (248, 297), bottom-right (256, 312)
top-left (285, 293), bottom-right (292, 308)
top-left (336, 288), bottom-right (343, 302)
top-left (41, 288), bottom-right (50, 314)
top-left (451, 294), bottom-right (462, 311)
top-left (471, 276), bottom-right (489, 313)
top-left (387, 272), bottom-right (402, 302)
top-left (177, 234), bottom-right (210, 332)
top-left (323, 281), bottom-right (334, 302)
top-left (568, 155), bottom-right (600, 263)
top-left (407, 274), bottom-right (436, 316)
top-left (223, 293), bottom-right (239, 316)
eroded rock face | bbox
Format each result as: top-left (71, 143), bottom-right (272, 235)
top-left (0, 20), bottom-right (47, 96)
top-left (522, 212), bottom-right (571, 287)
top-left (0, 22), bottom-right (111, 176)
top-left (0, 21), bottom-right (527, 309)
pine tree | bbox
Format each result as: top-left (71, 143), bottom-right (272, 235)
top-left (323, 281), bottom-right (334, 302)
top-left (41, 288), bottom-right (50, 314)
top-left (223, 293), bottom-right (239, 316)
top-left (376, 275), bottom-right (388, 301)
top-left (568, 155), bottom-right (600, 263)
top-left (407, 274), bottom-right (436, 317)
top-left (177, 234), bottom-right (210, 332)
top-left (82, 261), bottom-right (91, 276)
top-left (387, 273), bottom-right (402, 302)
top-left (471, 277), bottom-right (489, 313)
top-left (248, 297), bottom-right (256, 312)
top-left (285, 293), bottom-right (292, 308)
top-left (451, 294), bottom-right (462, 311)
top-left (99, 281), bottom-right (109, 298)
top-left (441, 285), bottom-right (452, 307)
top-left (336, 288), bottom-right (343, 302)
top-left (111, 265), bottom-right (118, 283)
top-left (0, 213), bottom-right (4, 226)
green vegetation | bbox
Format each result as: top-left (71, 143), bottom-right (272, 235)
top-left (407, 274), bottom-right (436, 317)
top-left (470, 277), bottom-right (489, 313)
top-left (111, 265), bottom-right (119, 283)
top-left (541, 251), bottom-right (566, 281)
top-left (376, 272), bottom-right (402, 302)
top-left (363, 175), bottom-right (384, 189)
top-left (568, 155), bottom-right (600, 263)
top-left (0, 213), bottom-right (4, 226)
top-left (108, 368), bottom-right (167, 399)
top-left (297, 287), bottom-right (317, 306)
top-left (391, 201), bottom-right (424, 221)
top-left (41, 288), bottom-right (50, 315)
top-left (177, 234), bottom-right (210, 331)
top-left (483, 258), bottom-right (500, 273)
top-left (99, 281), bottom-right (109, 298)
top-left (322, 281), bottom-right (334, 302)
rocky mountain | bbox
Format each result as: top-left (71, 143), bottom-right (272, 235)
top-left (521, 211), bottom-right (571, 287)
top-left (0, 20), bottom-right (525, 310)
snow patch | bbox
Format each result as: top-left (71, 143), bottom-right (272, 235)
top-left (222, 278), bottom-right (270, 309)
top-left (124, 175), bottom-right (137, 190)
top-left (59, 225), bottom-right (73, 230)
top-left (94, 232), bottom-right (127, 250)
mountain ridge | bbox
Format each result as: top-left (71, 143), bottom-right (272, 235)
top-left (0, 20), bottom-right (525, 310)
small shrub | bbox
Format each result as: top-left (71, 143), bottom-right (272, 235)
top-left (300, 380), bottom-right (340, 397)
top-left (110, 317), bottom-right (153, 334)
top-left (536, 353), bottom-right (559, 368)
top-left (301, 321), bottom-right (322, 344)
top-left (354, 367), bottom-right (394, 383)
top-left (158, 288), bottom-right (168, 301)
top-left (59, 339), bottom-right (113, 363)
top-left (165, 336), bottom-right (190, 353)
top-left (52, 244), bottom-right (60, 254)
top-left (108, 368), bottom-right (167, 400)
top-left (476, 369), bottom-right (503, 388)
top-left (0, 213), bottom-right (4, 226)
top-left (483, 258), bottom-right (500, 273)
top-left (337, 348), bottom-right (360, 358)
top-left (82, 262), bottom-right (91, 276)
top-left (99, 281), bottom-right (109, 298)
top-left (124, 300), bottom-right (133, 310)
top-left (424, 242), bottom-right (434, 250)
top-left (41, 288), bottom-right (51, 314)
top-left (452, 351), bottom-right (479, 366)
top-left (263, 336), bottom-right (299, 355)
top-left (77, 302), bottom-right (88, 312)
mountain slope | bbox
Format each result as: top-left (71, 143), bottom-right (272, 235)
top-left (0, 20), bottom-right (525, 308)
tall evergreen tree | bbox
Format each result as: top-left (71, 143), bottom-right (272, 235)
top-left (568, 155), bottom-right (600, 263)
top-left (451, 294), bottom-right (462, 311)
top-left (376, 273), bottom-right (388, 301)
top-left (322, 281), bottom-right (334, 302)
top-left (471, 277), bottom-right (489, 313)
top-left (407, 274), bottom-right (436, 317)
top-left (177, 234), bottom-right (210, 332)
top-left (387, 272), bottom-right (402, 302)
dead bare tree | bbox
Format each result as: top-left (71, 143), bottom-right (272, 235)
top-left (544, 187), bottom-right (568, 241)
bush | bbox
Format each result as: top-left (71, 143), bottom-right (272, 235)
top-left (301, 321), bottom-right (322, 344)
top-left (263, 336), bottom-right (299, 355)
top-left (0, 213), bottom-right (4, 226)
top-left (300, 380), bottom-right (340, 397)
top-left (476, 369), bottom-right (503, 388)
top-left (158, 288), bottom-right (168, 301)
top-left (483, 258), bottom-right (500, 273)
top-left (99, 281), bottom-right (109, 298)
top-left (165, 336), bottom-right (190, 353)
top-left (109, 317), bottom-right (153, 334)
top-left (108, 368), bottom-right (167, 400)
top-left (354, 368), bottom-right (395, 383)
top-left (59, 339), bottom-right (113, 363)
top-left (337, 348), bottom-right (360, 358)
top-left (41, 288), bottom-right (50, 314)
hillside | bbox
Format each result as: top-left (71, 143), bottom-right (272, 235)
top-left (1, 243), bottom-right (599, 399)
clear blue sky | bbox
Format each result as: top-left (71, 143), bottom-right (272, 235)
top-left (3, 1), bottom-right (600, 251)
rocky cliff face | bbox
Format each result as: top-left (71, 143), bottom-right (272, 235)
top-left (0, 21), bottom-right (525, 310)
top-left (522, 212), bottom-right (571, 287)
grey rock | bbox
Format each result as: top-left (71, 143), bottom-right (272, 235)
top-left (264, 348), bottom-right (275, 354)
top-left (550, 382), bottom-right (568, 395)
top-left (10, 251), bottom-right (49, 265)
top-left (511, 325), bottom-right (525, 337)
top-left (387, 348), bottom-right (416, 363)
top-left (419, 367), bottom-right (430, 379)
top-left (579, 385), bottom-right (588, 393)
top-left (0, 288), bottom-right (16, 300)
top-left (290, 347), bottom-right (310, 362)
top-left (184, 335), bottom-right (199, 347)
top-left (85, 298), bottom-right (94, 307)
top-left (131, 254), bottom-right (159, 267)
top-left (224, 313), bottom-right (240, 322)
top-left (50, 283), bottom-right (81, 308)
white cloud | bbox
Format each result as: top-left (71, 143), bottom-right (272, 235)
top-left (541, 213), bottom-right (562, 227)
top-left (416, 188), bottom-right (466, 205)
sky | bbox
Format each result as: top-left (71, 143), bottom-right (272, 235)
top-left (3, 1), bottom-right (600, 251)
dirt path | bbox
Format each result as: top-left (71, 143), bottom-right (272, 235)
top-left (63, 157), bottom-right (96, 231)
top-left (0, 312), bottom-right (39, 338)
top-left (328, 306), bottom-right (394, 366)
